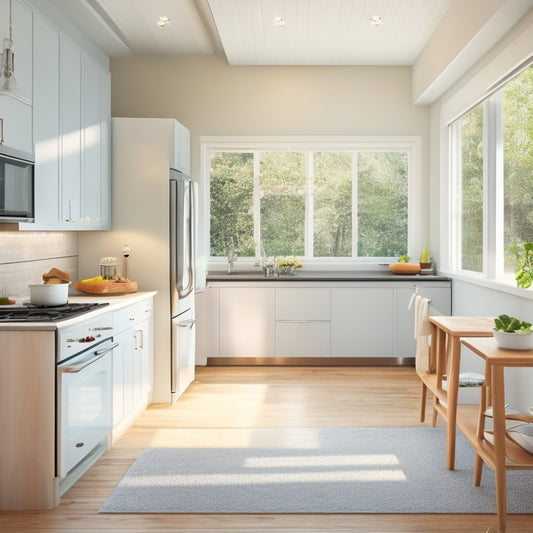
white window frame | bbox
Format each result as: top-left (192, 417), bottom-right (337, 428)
top-left (199, 136), bottom-right (422, 270)
top-left (446, 61), bottom-right (532, 290)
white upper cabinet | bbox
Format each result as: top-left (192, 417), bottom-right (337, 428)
top-left (31, 12), bottom-right (60, 226)
top-left (17, 3), bottom-right (111, 231)
top-left (172, 119), bottom-right (191, 175)
top-left (0, 0), bottom-right (33, 154)
top-left (60, 34), bottom-right (82, 225)
top-left (82, 54), bottom-right (111, 229)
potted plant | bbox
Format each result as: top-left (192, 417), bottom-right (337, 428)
top-left (510, 242), bottom-right (533, 289)
top-left (276, 256), bottom-right (303, 276)
top-left (493, 314), bottom-right (533, 350)
top-left (420, 248), bottom-right (431, 270)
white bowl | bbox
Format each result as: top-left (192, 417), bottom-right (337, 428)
top-left (28, 282), bottom-right (70, 306)
top-left (493, 329), bottom-right (533, 350)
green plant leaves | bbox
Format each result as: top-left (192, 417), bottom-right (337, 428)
top-left (512, 242), bottom-right (533, 289)
top-left (494, 314), bottom-right (532, 333)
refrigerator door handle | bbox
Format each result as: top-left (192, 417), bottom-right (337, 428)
top-left (178, 181), bottom-right (194, 300)
top-left (176, 318), bottom-right (196, 328)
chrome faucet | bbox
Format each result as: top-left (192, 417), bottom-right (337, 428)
top-left (227, 239), bottom-right (236, 274)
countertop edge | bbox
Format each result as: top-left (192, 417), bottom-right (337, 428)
top-left (0, 291), bottom-right (158, 331)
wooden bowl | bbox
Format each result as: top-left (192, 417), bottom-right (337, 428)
top-left (74, 280), bottom-right (138, 294)
top-left (389, 263), bottom-right (421, 275)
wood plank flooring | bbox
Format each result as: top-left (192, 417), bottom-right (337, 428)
top-left (1, 366), bottom-right (531, 532)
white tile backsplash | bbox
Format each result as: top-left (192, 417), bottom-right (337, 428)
top-left (0, 232), bottom-right (78, 299)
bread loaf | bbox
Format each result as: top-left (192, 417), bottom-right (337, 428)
top-left (42, 268), bottom-right (71, 284)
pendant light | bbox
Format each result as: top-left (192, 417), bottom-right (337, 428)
top-left (0, 0), bottom-right (20, 95)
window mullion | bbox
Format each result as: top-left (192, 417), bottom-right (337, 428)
top-left (484, 95), bottom-right (504, 279)
top-left (352, 152), bottom-right (358, 258)
top-left (253, 152), bottom-right (261, 258)
top-left (305, 151), bottom-right (313, 258)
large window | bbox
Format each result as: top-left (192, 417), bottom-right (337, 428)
top-left (204, 138), bottom-right (419, 262)
top-left (450, 64), bottom-right (533, 279)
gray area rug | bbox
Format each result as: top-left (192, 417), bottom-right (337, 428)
top-left (100, 427), bottom-right (533, 514)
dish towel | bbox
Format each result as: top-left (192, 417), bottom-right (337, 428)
top-left (408, 294), bottom-right (432, 374)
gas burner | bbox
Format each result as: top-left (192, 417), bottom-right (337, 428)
top-left (0, 302), bottom-right (109, 322)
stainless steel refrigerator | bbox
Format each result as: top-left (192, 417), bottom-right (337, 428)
top-left (170, 169), bottom-right (196, 402)
top-left (77, 117), bottom-right (196, 405)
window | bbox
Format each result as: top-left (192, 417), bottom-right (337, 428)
top-left (204, 138), bottom-right (419, 262)
top-left (449, 64), bottom-right (533, 280)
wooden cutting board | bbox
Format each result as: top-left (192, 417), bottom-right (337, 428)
top-left (74, 280), bottom-right (138, 294)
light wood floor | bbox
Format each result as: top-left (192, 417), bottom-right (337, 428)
top-left (1, 366), bottom-right (531, 532)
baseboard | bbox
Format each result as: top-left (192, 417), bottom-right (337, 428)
top-left (206, 357), bottom-right (415, 367)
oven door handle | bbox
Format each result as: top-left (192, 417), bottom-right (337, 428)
top-left (59, 342), bottom-right (119, 373)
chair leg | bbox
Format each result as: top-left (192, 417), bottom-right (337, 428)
top-left (420, 382), bottom-right (427, 423)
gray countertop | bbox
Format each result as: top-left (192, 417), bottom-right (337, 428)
top-left (206, 270), bottom-right (450, 282)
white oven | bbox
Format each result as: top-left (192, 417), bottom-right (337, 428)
top-left (56, 314), bottom-right (116, 490)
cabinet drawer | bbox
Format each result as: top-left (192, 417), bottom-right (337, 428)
top-left (113, 299), bottom-right (154, 332)
top-left (276, 288), bottom-right (330, 321)
top-left (276, 322), bottom-right (330, 357)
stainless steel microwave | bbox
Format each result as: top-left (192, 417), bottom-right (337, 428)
top-left (0, 146), bottom-right (35, 223)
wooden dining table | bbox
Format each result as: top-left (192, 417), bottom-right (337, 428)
top-left (459, 337), bottom-right (533, 533)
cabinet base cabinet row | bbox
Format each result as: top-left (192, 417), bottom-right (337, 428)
top-left (195, 283), bottom-right (451, 364)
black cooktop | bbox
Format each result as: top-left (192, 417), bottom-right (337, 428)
top-left (0, 302), bottom-right (109, 322)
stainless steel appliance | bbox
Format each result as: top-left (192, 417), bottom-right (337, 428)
top-left (0, 147), bottom-right (34, 222)
top-left (0, 302), bottom-right (109, 322)
top-left (170, 169), bottom-right (196, 401)
top-left (56, 311), bottom-right (116, 496)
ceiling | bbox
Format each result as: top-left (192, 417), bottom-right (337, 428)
top-left (48, 0), bottom-right (454, 66)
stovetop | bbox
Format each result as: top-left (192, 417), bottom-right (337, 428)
top-left (0, 302), bottom-right (110, 322)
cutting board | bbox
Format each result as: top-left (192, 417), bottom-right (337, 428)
top-left (74, 280), bottom-right (138, 294)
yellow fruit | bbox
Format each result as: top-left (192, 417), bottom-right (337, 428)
top-left (81, 275), bottom-right (104, 283)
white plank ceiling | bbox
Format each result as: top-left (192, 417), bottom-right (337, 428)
top-left (48, 0), bottom-right (454, 65)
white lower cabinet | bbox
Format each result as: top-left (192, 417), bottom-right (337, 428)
top-left (196, 280), bottom-right (451, 362)
top-left (112, 297), bottom-right (154, 443)
top-left (276, 321), bottom-right (330, 357)
top-left (331, 287), bottom-right (395, 357)
top-left (275, 287), bottom-right (330, 357)
top-left (219, 287), bottom-right (275, 357)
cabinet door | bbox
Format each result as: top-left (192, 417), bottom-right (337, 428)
top-left (220, 287), bottom-right (275, 357)
top-left (32, 13), bottom-right (60, 225)
top-left (82, 54), bottom-right (111, 229)
top-left (396, 285), bottom-right (452, 357)
top-left (276, 287), bottom-right (330, 320)
top-left (60, 34), bottom-right (82, 225)
top-left (195, 287), bottom-right (220, 364)
top-left (172, 119), bottom-right (191, 175)
top-left (0, 0), bottom-right (32, 154)
top-left (136, 317), bottom-right (154, 398)
top-left (331, 287), bottom-right (395, 357)
top-left (112, 329), bottom-right (130, 427)
top-left (276, 321), bottom-right (330, 357)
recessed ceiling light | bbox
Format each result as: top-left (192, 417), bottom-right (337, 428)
top-left (157, 16), bottom-right (171, 27)
top-left (273, 16), bottom-right (286, 28)
top-left (369, 15), bottom-right (382, 26)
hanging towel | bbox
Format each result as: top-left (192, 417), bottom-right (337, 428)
top-left (411, 294), bottom-right (432, 374)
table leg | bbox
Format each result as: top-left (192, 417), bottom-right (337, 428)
top-left (474, 362), bottom-right (490, 486)
top-left (446, 336), bottom-right (461, 470)
top-left (491, 365), bottom-right (507, 533)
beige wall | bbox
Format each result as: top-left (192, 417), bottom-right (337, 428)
top-left (110, 55), bottom-right (430, 180)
